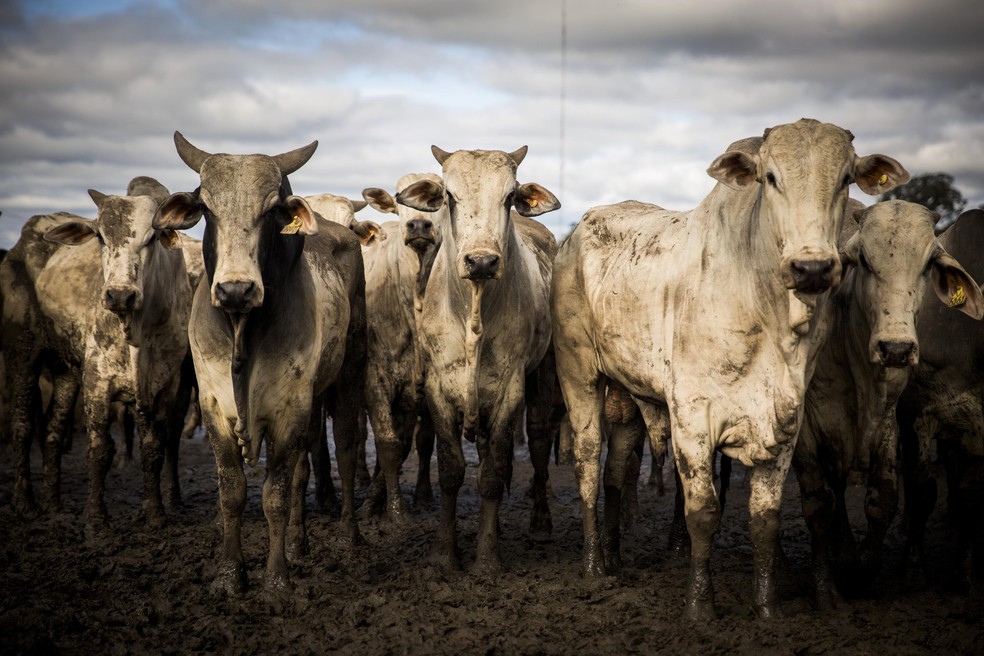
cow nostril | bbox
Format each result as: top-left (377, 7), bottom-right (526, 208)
top-left (104, 288), bottom-right (137, 312)
top-left (215, 281), bottom-right (258, 310)
top-left (463, 254), bottom-right (501, 279)
top-left (790, 258), bottom-right (835, 293)
top-left (877, 340), bottom-right (915, 367)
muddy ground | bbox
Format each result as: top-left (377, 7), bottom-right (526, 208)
top-left (1, 424), bottom-right (982, 656)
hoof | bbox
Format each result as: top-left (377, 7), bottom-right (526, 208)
top-left (141, 500), bottom-right (166, 529)
top-left (582, 550), bottom-right (607, 578)
top-left (428, 548), bottom-right (462, 573)
top-left (386, 495), bottom-right (413, 526)
top-left (814, 586), bottom-right (845, 612)
top-left (754, 603), bottom-right (784, 619)
top-left (286, 535), bottom-right (309, 563)
top-left (211, 561), bottom-right (248, 596)
top-left (413, 483), bottom-right (434, 506)
top-left (83, 508), bottom-right (111, 541)
top-left (683, 597), bottom-right (717, 622)
top-left (529, 511), bottom-right (553, 537)
top-left (470, 555), bottom-right (503, 579)
top-left (11, 489), bottom-right (39, 517)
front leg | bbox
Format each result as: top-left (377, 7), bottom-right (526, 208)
top-left (430, 400), bottom-right (465, 571)
top-left (748, 445), bottom-right (794, 618)
top-left (262, 426), bottom-right (304, 591)
top-left (793, 437), bottom-right (842, 611)
top-left (674, 437), bottom-right (720, 621)
top-left (857, 420), bottom-right (900, 588)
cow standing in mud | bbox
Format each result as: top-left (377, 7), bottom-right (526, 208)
top-left (154, 133), bottom-right (367, 593)
top-left (5, 177), bottom-right (194, 534)
top-left (359, 173), bottom-right (447, 520)
top-left (794, 200), bottom-right (983, 610)
top-left (551, 119), bottom-right (908, 619)
top-left (395, 146), bottom-right (560, 572)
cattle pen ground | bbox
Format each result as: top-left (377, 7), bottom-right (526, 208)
top-left (1, 426), bottom-right (982, 655)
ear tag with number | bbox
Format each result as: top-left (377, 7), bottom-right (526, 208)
top-left (281, 215), bottom-right (303, 235)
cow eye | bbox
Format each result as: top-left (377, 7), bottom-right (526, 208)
top-left (504, 192), bottom-right (515, 209)
top-left (766, 172), bottom-right (778, 188)
top-left (446, 194), bottom-right (457, 213)
top-left (858, 250), bottom-right (872, 272)
top-left (841, 173), bottom-right (852, 189)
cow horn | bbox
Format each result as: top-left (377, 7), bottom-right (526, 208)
top-left (272, 141), bottom-right (319, 176)
top-left (432, 145), bottom-right (452, 165)
top-left (173, 131), bottom-right (211, 173)
top-left (508, 146), bottom-right (528, 166)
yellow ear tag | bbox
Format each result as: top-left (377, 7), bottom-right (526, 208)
top-left (878, 174), bottom-right (888, 185)
top-left (281, 215), bottom-right (303, 235)
top-left (366, 227), bottom-right (376, 240)
top-left (949, 286), bottom-right (966, 308)
top-left (528, 198), bottom-right (538, 208)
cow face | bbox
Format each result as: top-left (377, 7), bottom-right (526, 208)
top-left (841, 201), bottom-right (983, 368)
top-left (364, 173), bottom-right (449, 255)
top-left (708, 118), bottom-right (909, 295)
top-left (44, 179), bottom-right (177, 327)
top-left (396, 147), bottom-right (559, 281)
top-left (154, 132), bottom-right (318, 313)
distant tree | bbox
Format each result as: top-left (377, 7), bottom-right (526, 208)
top-left (880, 172), bottom-right (967, 226)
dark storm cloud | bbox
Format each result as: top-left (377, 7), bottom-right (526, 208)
top-left (1, 0), bottom-right (982, 245)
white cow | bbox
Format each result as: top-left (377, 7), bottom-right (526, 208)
top-left (37, 177), bottom-right (193, 533)
top-left (551, 119), bottom-right (908, 619)
top-left (396, 147), bottom-right (560, 572)
top-left (358, 173), bottom-right (447, 519)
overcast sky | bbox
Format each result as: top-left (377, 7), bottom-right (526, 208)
top-left (2, 0), bottom-right (982, 247)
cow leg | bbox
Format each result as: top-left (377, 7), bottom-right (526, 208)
top-left (209, 426), bottom-right (248, 595)
top-left (747, 445), bottom-right (792, 619)
top-left (356, 406), bottom-right (372, 492)
top-left (370, 397), bottom-right (412, 525)
top-left (431, 411), bottom-right (465, 571)
top-left (262, 427), bottom-right (304, 591)
top-left (163, 369), bottom-right (193, 508)
top-left (856, 429), bottom-right (900, 589)
top-left (526, 360), bottom-right (557, 536)
top-left (138, 414), bottom-right (168, 527)
top-left (9, 355), bottom-right (41, 514)
top-left (311, 405), bottom-right (338, 515)
top-left (331, 382), bottom-right (364, 547)
top-left (474, 415), bottom-right (518, 576)
top-left (793, 442), bottom-right (843, 611)
top-left (82, 391), bottom-right (115, 538)
top-left (40, 372), bottom-right (79, 512)
top-left (948, 441), bottom-right (983, 592)
top-left (648, 446), bottom-right (666, 497)
top-left (674, 437), bottom-right (719, 621)
top-left (117, 404), bottom-right (135, 468)
top-left (288, 400), bottom-right (323, 561)
top-left (413, 412), bottom-right (435, 505)
top-left (718, 454), bottom-right (733, 510)
top-left (602, 413), bottom-right (645, 571)
top-left (668, 463), bottom-right (690, 556)
top-left (899, 417), bottom-right (936, 575)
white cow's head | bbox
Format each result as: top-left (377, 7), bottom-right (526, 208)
top-left (395, 146), bottom-right (560, 281)
top-left (304, 192), bottom-right (384, 246)
top-left (841, 201), bottom-right (983, 367)
top-left (362, 172), bottom-right (448, 255)
top-left (707, 118), bottom-right (909, 295)
top-left (44, 176), bottom-right (178, 329)
top-left (154, 132), bottom-right (318, 313)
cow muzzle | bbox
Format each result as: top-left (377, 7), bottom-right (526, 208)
top-left (462, 251), bottom-right (501, 281)
top-left (213, 280), bottom-right (261, 312)
top-left (404, 218), bottom-right (436, 253)
top-left (875, 340), bottom-right (918, 368)
top-left (103, 286), bottom-right (141, 314)
top-left (784, 256), bottom-right (838, 294)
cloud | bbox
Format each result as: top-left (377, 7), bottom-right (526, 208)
top-left (2, 0), bottom-right (983, 246)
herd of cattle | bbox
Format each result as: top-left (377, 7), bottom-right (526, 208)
top-left (2, 118), bottom-right (983, 619)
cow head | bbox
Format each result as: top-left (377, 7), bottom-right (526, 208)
top-left (44, 176), bottom-right (178, 335)
top-left (395, 146), bottom-right (560, 281)
top-left (840, 201), bottom-right (983, 368)
top-left (154, 132), bottom-right (318, 313)
top-left (707, 118), bottom-right (909, 295)
top-left (304, 192), bottom-right (384, 246)
top-left (363, 172), bottom-right (448, 255)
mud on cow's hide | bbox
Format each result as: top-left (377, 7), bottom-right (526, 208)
top-left (551, 118), bottom-right (909, 620)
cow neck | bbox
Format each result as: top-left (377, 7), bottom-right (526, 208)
top-left (438, 212), bottom-right (523, 440)
top-left (202, 177), bottom-right (307, 466)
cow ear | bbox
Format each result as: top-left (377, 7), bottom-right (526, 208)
top-left (284, 196), bottom-right (319, 235)
top-left (514, 183), bottom-right (561, 217)
top-left (351, 219), bottom-right (386, 246)
top-left (362, 187), bottom-right (399, 214)
top-left (155, 191), bottom-right (203, 230)
top-left (931, 250), bottom-right (984, 319)
top-left (396, 179), bottom-right (445, 213)
top-left (44, 220), bottom-right (98, 245)
top-left (853, 154), bottom-right (909, 195)
top-left (707, 150), bottom-right (759, 190)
